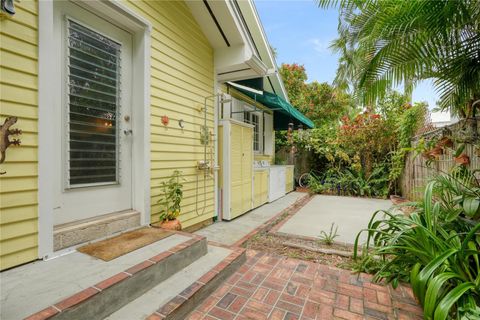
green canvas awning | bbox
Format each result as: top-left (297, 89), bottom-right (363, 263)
top-left (234, 87), bottom-right (314, 130)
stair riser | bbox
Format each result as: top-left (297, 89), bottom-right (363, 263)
top-left (52, 238), bottom-right (207, 320)
top-left (166, 251), bottom-right (246, 320)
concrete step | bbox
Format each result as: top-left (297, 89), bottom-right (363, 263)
top-left (16, 232), bottom-right (207, 320)
top-left (106, 245), bottom-right (245, 320)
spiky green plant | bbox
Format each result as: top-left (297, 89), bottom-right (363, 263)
top-left (354, 169), bottom-right (480, 319)
top-left (319, 223), bottom-right (340, 245)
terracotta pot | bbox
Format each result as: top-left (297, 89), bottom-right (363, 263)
top-left (151, 219), bottom-right (182, 231)
top-left (454, 153), bottom-right (470, 165)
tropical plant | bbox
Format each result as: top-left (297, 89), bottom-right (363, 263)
top-left (318, 223), bottom-right (339, 245)
top-left (318, 0), bottom-right (480, 118)
top-left (354, 169), bottom-right (480, 319)
top-left (157, 170), bottom-right (185, 222)
top-left (279, 63), bottom-right (354, 126)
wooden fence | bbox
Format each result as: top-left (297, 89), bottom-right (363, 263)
top-left (400, 117), bottom-right (480, 200)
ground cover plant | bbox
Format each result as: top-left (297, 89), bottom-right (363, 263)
top-left (354, 168), bottom-right (480, 319)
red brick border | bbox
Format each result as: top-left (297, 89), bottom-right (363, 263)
top-left (24, 233), bottom-right (206, 320)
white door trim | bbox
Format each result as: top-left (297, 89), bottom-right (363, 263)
top-left (38, 0), bottom-right (151, 259)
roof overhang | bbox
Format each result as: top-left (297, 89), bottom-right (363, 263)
top-left (186, 0), bottom-right (269, 82)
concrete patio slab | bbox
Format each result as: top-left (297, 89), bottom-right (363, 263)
top-left (195, 192), bottom-right (306, 246)
top-left (1, 233), bottom-right (190, 320)
top-left (278, 195), bottom-right (392, 245)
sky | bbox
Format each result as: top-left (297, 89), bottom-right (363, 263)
top-left (254, 0), bottom-right (442, 118)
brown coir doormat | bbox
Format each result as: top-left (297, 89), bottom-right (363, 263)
top-left (77, 227), bottom-right (173, 261)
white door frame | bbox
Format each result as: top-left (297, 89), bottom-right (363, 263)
top-left (38, 0), bottom-right (152, 259)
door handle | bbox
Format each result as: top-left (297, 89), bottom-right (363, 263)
top-left (124, 129), bottom-right (133, 136)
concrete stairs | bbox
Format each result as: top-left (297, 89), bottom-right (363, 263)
top-left (17, 231), bottom-right (245, 320)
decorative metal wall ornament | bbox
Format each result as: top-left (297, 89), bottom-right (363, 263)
top-left (178, 119), bottom-right (185, 128)
top-left (1, 0), bottom-right (15, 15)
top-left (0, 117), bottom-right (22, 175)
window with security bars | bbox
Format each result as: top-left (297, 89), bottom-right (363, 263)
top-left (66, 19), bottom-right (121, 186)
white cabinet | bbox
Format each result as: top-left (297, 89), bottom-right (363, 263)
top-left (268, 166), bottom-right (286, 202)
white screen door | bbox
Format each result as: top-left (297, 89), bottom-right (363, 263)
top-left (53, 1), bottom-right (133, 225)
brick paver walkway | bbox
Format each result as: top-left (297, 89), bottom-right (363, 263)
top-left (188, 250), bottom-right (423, 320)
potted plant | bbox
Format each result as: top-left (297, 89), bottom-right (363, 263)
top-left (152, 170), bottom-right (184, 230)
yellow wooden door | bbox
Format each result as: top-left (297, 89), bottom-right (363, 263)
top-left (241, 126), bottom-right (253, 213)
top-left (254, 170), bottom-right (269, 208)
top-left (230, 124), bottom-right (243, 217)
top-left (286, 167), bottom-right (294, 192)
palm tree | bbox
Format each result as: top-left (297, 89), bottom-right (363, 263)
top-left (318, 0), bottom-right (480, 118)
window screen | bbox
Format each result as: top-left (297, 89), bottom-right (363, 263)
top-left (66, 19), bottom-right (121, 186)
top-left (251, 113), bottom-right (260, 152)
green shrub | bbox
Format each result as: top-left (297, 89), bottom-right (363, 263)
top-left (354, 169), bottom-right (480, 319)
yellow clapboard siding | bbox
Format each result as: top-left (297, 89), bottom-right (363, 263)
top-left (151, 152), bottom-right (216, 162)
top-left (0, 246), bottom-right (38, 270)
top-left (0, 233), bottom-right (38, 256)
top-left (151, 127), bottom-right (213, 140)
top-left (0, 50), bottom-right (37, 75)
top-left (1, 101), bottom-right (38, 119)
top-left (151, 31), bottom-right (212, 72)
top-left (1, 67), bottom-right (38, 92)
top-left (151, 61), bottom-right (213, 94)
top-left (0, 162), bottom-right (37, 177)
top-left (15, 1), bottom-right (38, 15)
top-left (0, 218), bottom-right (38, 240)
top-left (180, 210), bottom-right (215, 229)
top-left (151, 52), bottom-right (213, 84)
top-left (0, 0), bottom-right (39, 270)
top-left (150, 109), bottom-right (214, 126)
top-left (151, 68), bottom-right (212, 96)
top-left (151, 202), bottom-right (214, 221)
top-left (0, 34), bottom-right (38, 60)
top-left (1, 190), bottom-right (38, 209)
top-left (0, 19), bottom-right (37, 45)
top-left (151, 79), bottom-right (214, 107)
top-left (0, 83), bottom-right (38, 106)
top-left (128, 1), bottom-right (211, 53)
top-left (0, 174), bottom-right (37, 191)
top-left (151, 99), bottom-right (213, 119)
top-left (151, 160), bottom-right (208, 170)
top-left (5, 6), bottom-right (37, 26)
top-left (140, 0), bottom-right (216, 227)
top-left (0, 205), bottom-right (37, 225)
top-left (0, 146), bottom-right (37, 162)
top-left (151, 192), bottom-right (213, 212)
